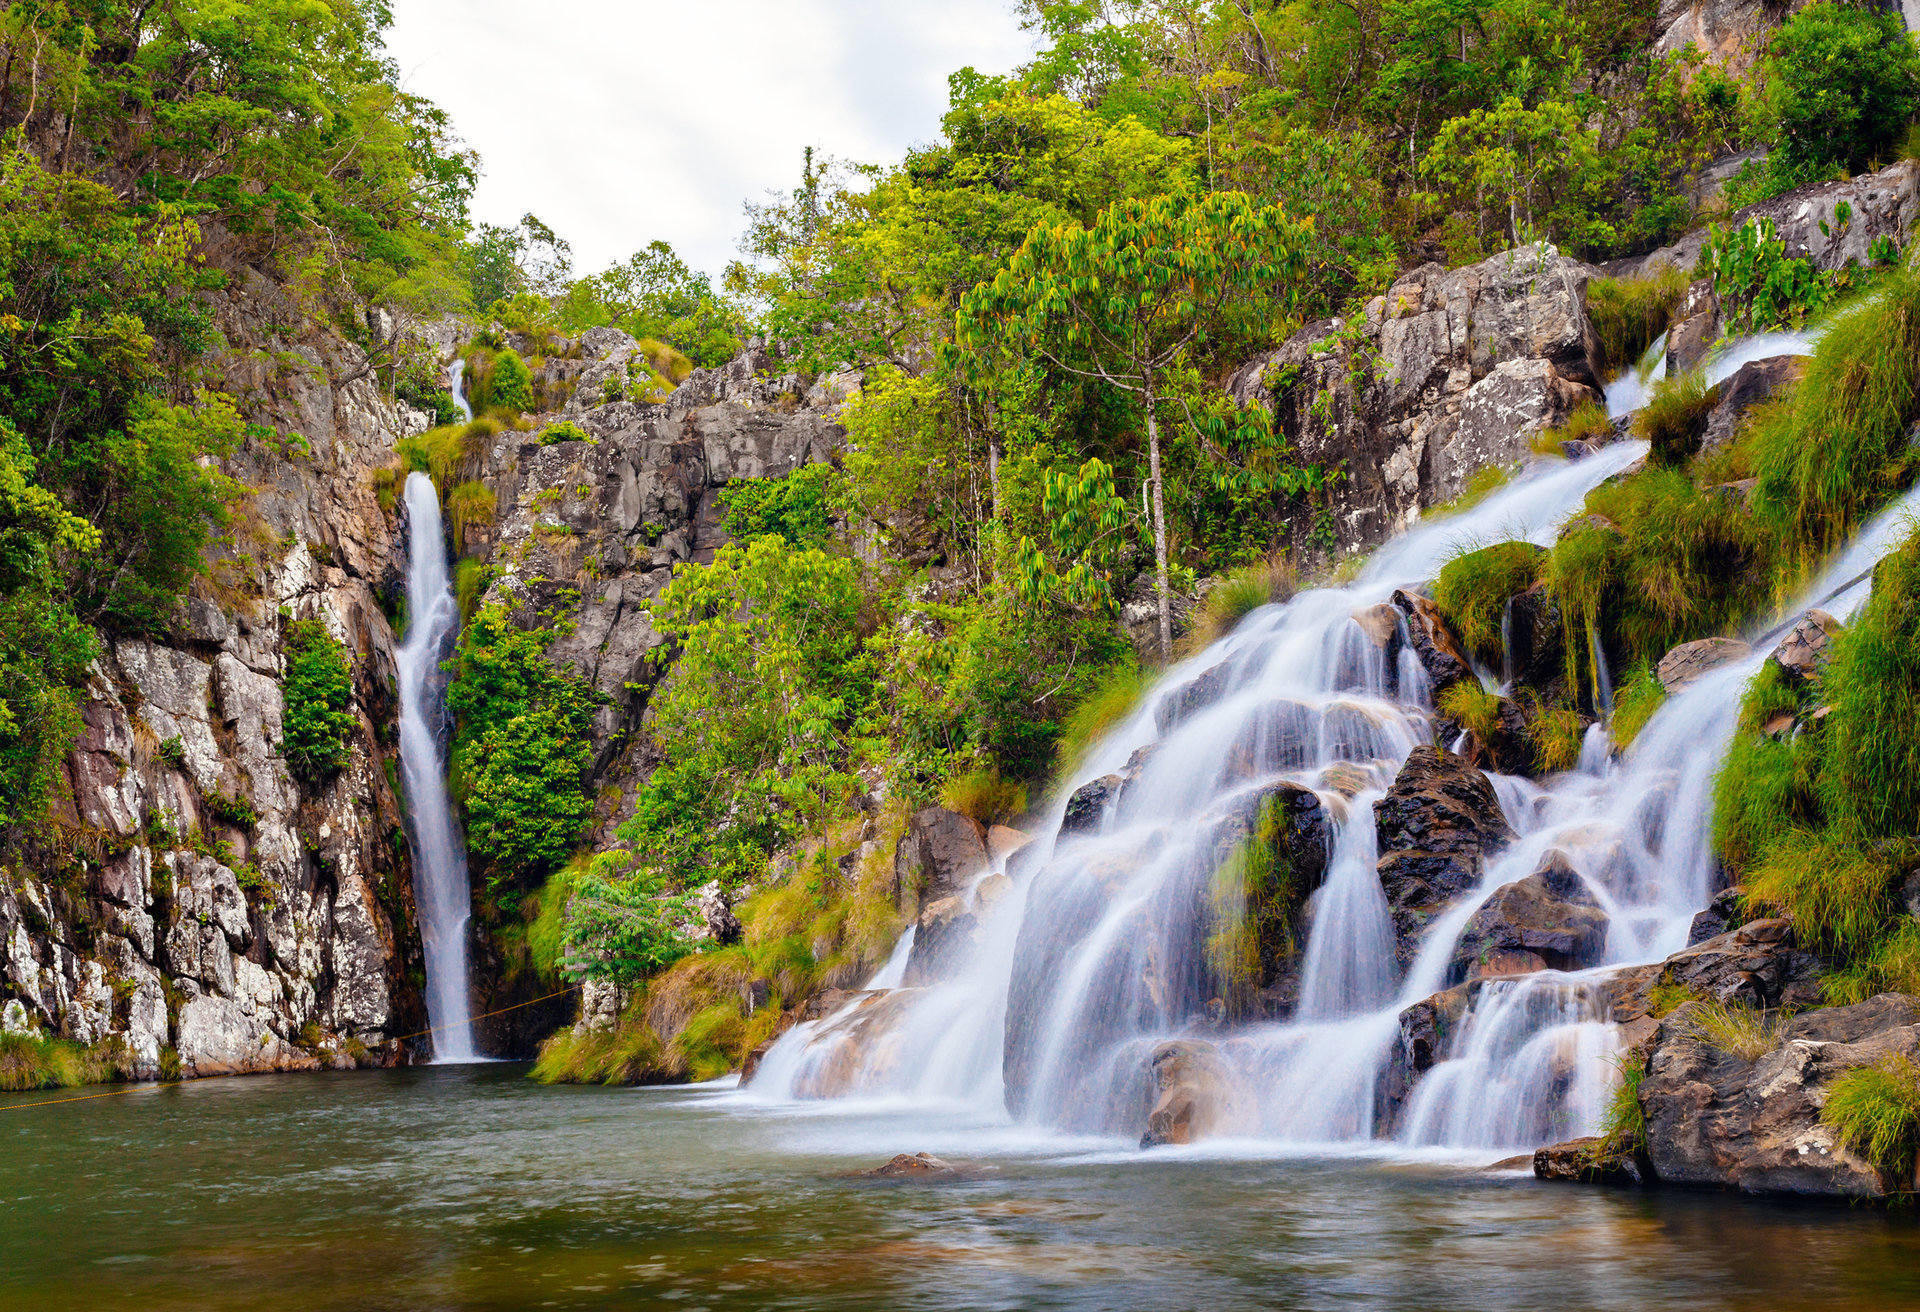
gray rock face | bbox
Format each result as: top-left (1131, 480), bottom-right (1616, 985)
top-left (1769, 609), bottom-right (1841, 687)
top-left (893, 807), bottom-right (989, 910)
top-left (9, 266), bottom-right (423, 1080)
top-left (1228, 244), bottom-right (1603, 565)
top-left (1702, 355), bottom-right (1806, 453)
top-left (1639, 994), bottom-right (1920, 1198)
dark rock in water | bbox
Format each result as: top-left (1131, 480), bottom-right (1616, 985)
top-left (1391, 589), bottom-right (1473, 694)
top-left (1639, 993), bottom-right (1920, 1199)
top-left (1686, 885), bottom-right (1745, 946)
top-left (1448, 852), bottom-right (1609, 983)
top-left (1060, 745), bottom-right (1158, 836)
top-left (1375, 746), bottom-right (1514, 963)
top-left (894, 806), bottom-right (988, 907)
top-left (1768, 609), bottom-right (1840, 688)
top-left (1656, 636), bottom-right (1752, 693)
top-left (1534, 1136), bottom-right (1645, 1186)
top-left (1702, 355), bottom-right (1806, 453)
top-left (1156, 660), bottom-right (1234, 733)
top-left (1378, 981), bottom-right (1479, 1131)
top-left (1506, 582), bottom-right (1567, 696)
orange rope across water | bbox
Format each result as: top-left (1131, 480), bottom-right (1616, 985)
top-left (0, 983), bottom-right (583, 1112)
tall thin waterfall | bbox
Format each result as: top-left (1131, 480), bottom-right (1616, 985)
top-left (396, 468), bottom-right (477, 1061)
top-left (745, 322), bottom-right (1905, 1154)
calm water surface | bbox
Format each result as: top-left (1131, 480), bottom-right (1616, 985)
top-left (4, 1063), bottom-right (1919, 1311)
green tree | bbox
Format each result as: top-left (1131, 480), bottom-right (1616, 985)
top-left (956, 189), bottom-right (1307, 659)
top-left (1766, 2), bottom-right (1920, 180)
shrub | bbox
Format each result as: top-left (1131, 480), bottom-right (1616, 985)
top-left (0, 1031), bottom-right (119, 1091)
top-left (1767, 2), bottom-right (1920, 180)
top-left (1527, 695), bottom-right (1588, 773)
top-left (636, 337), bottom-right (695, 386)
top-left (718, 463), bottom-right (836, 547)
top-left (539, 420), bottom-right (589, 445)
top-left (1600, 1054), bottom-right (1648, 1153)
top-left (204, 789), bottom-right (258, 831)
top-left (487, 349), bottom-right (534, 413)
top-left (280, 619), bottom-right (355, 785)
top-left (1699, 217), bottom-right (1835, 335)
top-left (1433, 541), bottom-right (1543, 665)
top-left (1636, 371), bottom-right (1718, 467)
top-left (454, 559), bottom-right (492, 626)
top-left (1823, 1056), bottom-right (1920, 1181)
top-left (397, 418), bottom-right (498, 495)
top-left (940, 766), bottom-right (1027, 826)
top-left (1585, 270), bottom-right (1689, 380)
top-left (1826, 919), bottom-right (1920, 1005)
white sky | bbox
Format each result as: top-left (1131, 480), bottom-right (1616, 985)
top-left (384, 0), bottom-right (1038, 282)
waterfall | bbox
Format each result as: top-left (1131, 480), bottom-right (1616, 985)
top-left (396, 468), bottom-right (477, 1062)
top-left (746, 322), bottom-right (1919, 1154)
top-left (449, 357), bottom-right (474, 423)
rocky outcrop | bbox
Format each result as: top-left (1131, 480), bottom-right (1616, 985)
top-left (1702, 356), bottom-right (1805, 453)
top-left (1448, 853), bottom-right (1609, 983)
top-left (1636, 994), bottom-right (1920, 1199)
top-left (5, 266), bottom-right (428, 1078)
top-left (902, 872), bottom-right (1010, 987)
top-left (1375, 746), bottom-right (1515, 962)
top-left (1228, 244), bottom-right (1604, 564)
top-left (1769, 609), bottom-right (1840, 687)
top-left (1655, 636), bottom-right (1752, 693)
top-left (1600, 917), bottom-right (1825, 1050)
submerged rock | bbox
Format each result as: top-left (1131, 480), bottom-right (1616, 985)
top-left (1139, 1039), bottom-right (1253, 1147)
top-left (1533, 1136), bottom-right (1646, 1186)
top-left (857, 1152), bottom-right (966, 1178)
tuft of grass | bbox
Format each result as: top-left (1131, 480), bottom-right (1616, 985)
top-left (940, 767), bottom-right (1027, 827)
top-left (636, 338), bottom-right (695, 386)
top-left (1743, 831), bottom-right (1897, 960)
top-left (1527, 694), bottom-right (1588, 774)
top-left (446, 480), bottom-right (496, 555)
top-left (1648, 979), bottom-right (1701, 1018)
top-left (531, 999), bottom-right (667, 1086)
top-left (1439, 680), bottom-right (1503, 744)
top-left (1056, 659), bottom-right (1148, 771)
top-left (1600, 1053), bottom-right (1649, 1153)
top-left (1818, 531), bottom-right (1920, 842)
top-left (1682, 1000), bottom-right (1787, 1062)
top-left (1185, 553), bottom-right (1296, 655)
top-left (397, 417), bottom-right (500, 495)
top-left (1431, 541), bottom-right (1543, 665)
top-left (1586, 269), bottom-right (1689, 380)
top-left (1636, 370), bottom-right (1719, 468)
top-left (1824, 919), bottom-right (1920, 1006)
top-left (1823, 1056), bottom-right (1920, 1182)
top-left (1609, 663), bottom-right (1666, 750)
top-left (0, 1032), bottom-right (121, 1091)
top-left (1426, 464), bottom-right (1514, 521)
top-left (1749, 271), bottom-right (1920, 553)
top-left (454, 559), bottom-right (493, 626)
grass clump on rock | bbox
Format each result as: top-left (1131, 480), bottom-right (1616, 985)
top-left (1055, 659), bottom-right (1148, 771)
top-left (1185, 553), bottom-right (1296, 655)
top-left (1432, 541), bottom-right (1542, 666)
top-left (1823, 1056), bottom-right (1920, 1182)
top-left (1636, 371), bottom-right (1718, 467)
top-left (1586, 269), bottom-right (1689, 380)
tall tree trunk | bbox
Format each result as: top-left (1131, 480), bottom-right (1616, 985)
top-left (1146, 387), bottom-right (1172, 665)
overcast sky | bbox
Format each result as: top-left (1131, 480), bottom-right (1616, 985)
top-left (384, 1), bottom-right (1037, 282)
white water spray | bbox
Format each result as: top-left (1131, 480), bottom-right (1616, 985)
top-left (397, 466), bottom-right (477, 1062)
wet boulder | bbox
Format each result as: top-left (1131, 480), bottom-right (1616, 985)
top-left (1534, 1136), bottom-right (1646, 1186)
top-left (1378, 980), bottom-right (1479, 1130)
top-left (894, 806), bottom-right (988, 907)
top-left (1702, 355), bottom-right (1806, 453)
top-left (856, 1152), bottom-right (972, 1179)
top-left (1060, 746), bottom-right (1156, 836)
top-left (1375, 746), bottom-right (1515, 962)
top-left (1155, 661), bottom-right (1234, 733)
top-left (1638, 993), bottom-right (1920, 1198)
top-left (1139, 1039), bottom-right (1254, 1147)
top-left (1686, 885), bottom-right (1745, 947)
top-left (1768, 609), bottom-right (1840, 688)
top-left (1448, 853), bottom-right (1610, 983)
top-left (1655, 636), bottom-right (1751, 693)
top-left (1391, 589), bottom-right (1473, 694)
top-left (902, 873), bottom-right (1011, 987)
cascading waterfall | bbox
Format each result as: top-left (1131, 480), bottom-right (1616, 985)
top-left (449, 357), bottom-right (473, 424)
top-left (395, 370), bottom-right (477, 1061)
top-left (748, 321), bottom-right (1905, 1155)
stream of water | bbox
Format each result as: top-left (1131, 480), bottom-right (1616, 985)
top-left (5, 1065), bottom-right (1920, 1311)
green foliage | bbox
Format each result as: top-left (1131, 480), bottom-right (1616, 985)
top-left (1699, 217), bottom-right (1837, 335)
top-left (558, 240), bottom-right (748, 369)
top-left (1527, 695), bottom-right (1589, 774)
top-left (561, 852), bottom-right (694, 984)
top-left (446, 604), bottom-right (599, 893)
top-left (445, 481), bottom-right (496, 555)
top-left (1185, 554), bottom-right (1296, 655)
top-left (1433, 541), bottom-right (1543, 665)
top-left (1681, 1000), bottom-right (1786, 1062)
top-left (1744, 831), bottom-right (1898, 960)
top-left (0, 1030), bottom-right (123, 1092)
top-left (1766, 2), bottom-right (1920, 181)
top-left (1823, 1056), bottom-right (1920, 1182)
top-left (484, 350), bottom-right (534, 414)
top-left (539, 421), bottom-right (589, 446)
top-left (1609, 663), bottom-right (1666, 751)
top-left (1815, 529), bottom-right (1920, 841)
top-left (1440, 681), bottom-right (1504, 744)
top-left (718, 464), bottom-right (837, 548)
top-left (280, 619), bottom-right (355, 786)
top-left (397, 418), bottom-right (497, 496)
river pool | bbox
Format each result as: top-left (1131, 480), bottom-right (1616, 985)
top-left (4, 1063), bottom-right (1919, 1311)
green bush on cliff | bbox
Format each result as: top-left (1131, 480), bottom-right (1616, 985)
top-left (1767, 2), bottom-right (1920, 181)
top-left (719, 463), bottom-right (836, 547)
top-left (447, 604), bottom-right (599, 895)
top-left (280, 619), bottom-right (355, 785)
top-left (486, 350), bottom-right (535, 413)
top-left (1636, 371), bottom-right (1718, 468)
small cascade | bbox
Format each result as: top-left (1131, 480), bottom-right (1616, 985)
top-left (745, 321), bottom-right (1920, 1155)
top-left (449, 357), bottom-right (474, 423)
top-left (396, 469), bottom-right (477, 1062)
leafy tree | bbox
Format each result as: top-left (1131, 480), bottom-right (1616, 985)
top-left (280, 619), bottom-right (356, 785)
top-left (719, 464), bottom-right (837, 547)
top-left (1421, 94), bottom-right (1609, 250)
top-left (485, 350), bottom-right (534, 413)
top-left (459, 213), bottom-right (572, 310)
top-left (1766, 2), bottom-right (1920, 180)
top-left (957, 190), bottom-right (1307, 659)
top-left (558, 240), bottom-right (748, 368)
